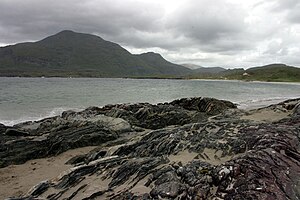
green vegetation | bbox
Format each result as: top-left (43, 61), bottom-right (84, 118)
top-left (188, 64), bottom-right (300, 82)
top-left (0, 30), bottom-right (190, 77)
top-left (0, 30), bottom-right (299, 82)
top-left (224, 64), bottom-right (300, 82)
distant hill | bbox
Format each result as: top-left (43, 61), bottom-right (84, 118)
top-left (136, 52), bottom-right (191, 76)
top-left (224, 64), bottom-right (300, 82)
top-left (0, 30), bottom-right (191, 77)
top-left (188, 63), bottom-right (300, 82)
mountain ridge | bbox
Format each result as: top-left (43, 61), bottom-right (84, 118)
top-left (0, 30), bottom-right (191, 77)
top-left (0, 30), bottom-right (299, 81)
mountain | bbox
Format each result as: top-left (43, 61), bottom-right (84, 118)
top-left (223, 64), bottom-right (300, 82)
top-left (136, 52), bottom-right (192, 76)
top-left (0, 30), bottom-right (191, 77)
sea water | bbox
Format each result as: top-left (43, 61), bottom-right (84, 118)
top-left (0, 77), bottom-right (299, 126)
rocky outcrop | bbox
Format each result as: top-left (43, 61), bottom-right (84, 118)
top-left (0, 122), bottom-right (118, 168)
top-left (0, 97), bottom-right (233, 168)
top-left (2, 97), bottom-right (300, 200)
top-left (169, 97), bottom-right (236, 115)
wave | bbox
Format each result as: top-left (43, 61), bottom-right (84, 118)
top-left (237, 96), bottom-right (300, 109)
top-left (1, 96), bottom-right (300, 126)
top-left (0, 107), bottom-right (83, 126)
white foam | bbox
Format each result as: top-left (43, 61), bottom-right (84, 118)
top-left (237, 96), bottom-right (300, 109)
top-left (0, 107), bottom-right (83, 126)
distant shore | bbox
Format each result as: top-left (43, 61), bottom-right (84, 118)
top-left (1, 75), bottom-right (300, 83)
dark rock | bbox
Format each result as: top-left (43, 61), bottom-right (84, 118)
top-left (0, 124), bottom-right (118, 168)
top-left (293, 102), bottom-right (300, 117)
top-left (65, 154), bottom-right (87, 165)
top-left (108, 157), bottom-right (168, 188)
top-left (3, 98), bottom-right (300, 200)
top-left (150, 181), bottom-right (185, 198)
top-left (0, 123), bottom-right (7, 134)
top-left (5, 128), bottom-right (29, 136)
top-left (169, 97), bottom-right (237, 115)
top-left (27, 180), bottom-right (49, 197)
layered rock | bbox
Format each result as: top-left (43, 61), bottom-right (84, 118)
top-left (1, 97), bottom-right (300, 200)
top-left (0, 97), bottom-right (233, 168)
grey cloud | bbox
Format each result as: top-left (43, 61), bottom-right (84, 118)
top-left (0, 0), bottom-right (165, 43)
top-left (272, 0), bottom-right (300, 11)
top-left (0, 0), bottom-right (300, 67)
top-left (263, 40), bottom-right (283, 55)
top-left (271, 0), bottom-right (300, 24)
top-left (166, 0), bottom-right (249, 51)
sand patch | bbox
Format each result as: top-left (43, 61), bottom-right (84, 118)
top-left (241, 109), bottom-right (291, 122)
top-left (168, 150), bottom-right (198, 165)
top-left (168, 148), bottom-right (242, 166)
top-left (199, 148), bottom-right (243, 166)
top-left (0, 146), bottom-right (96, 199)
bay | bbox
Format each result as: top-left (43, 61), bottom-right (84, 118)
top-left (0, 77), bottom-right (299, 126)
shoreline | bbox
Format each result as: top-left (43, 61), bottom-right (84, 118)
top-left (2, 96), bottom-right (300, 127)
top-left (0, 97), bottom-right (300, 199)
top-left (1, 76), bottom-right (300, 83)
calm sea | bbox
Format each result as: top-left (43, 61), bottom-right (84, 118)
top-left (0, 77), bottom-right (299, 126)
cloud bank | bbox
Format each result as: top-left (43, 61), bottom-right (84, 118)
top-left (0, 0), bottom-right (299, 68)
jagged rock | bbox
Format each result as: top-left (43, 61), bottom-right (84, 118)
top-left (101, 103), bottom-right (198, 129)
top-left (61, 112), bottom-right (132, 133)
top-left (108, 157), bottom-right (168, 188)
top-left (2, 97), bottom-right (300, 200)
top-left (26, 180), bottom-right (50, 197)
top-left (169, 97), bottom-right (236, 115)
top-left (97, 97), bottom-right (235, 129)
top-left (0, 124), bottom-right (118, 167)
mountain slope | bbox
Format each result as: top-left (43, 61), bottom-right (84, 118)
top-left (136, 52), bottom-right (191, 75)
top-left (0, 30), bottom-right (191, 77)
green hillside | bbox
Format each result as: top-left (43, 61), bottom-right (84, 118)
top-left (224, 64), bottom-right (300, 82)
top-left (187, 64), bottom-right (300, 82)
top-left (0, 30), bottom-right (191, 77)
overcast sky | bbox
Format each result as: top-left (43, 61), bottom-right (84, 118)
top-left (0, 0), bottom-right (300, 68)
